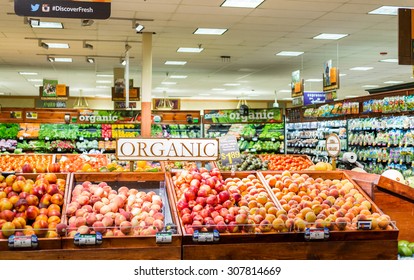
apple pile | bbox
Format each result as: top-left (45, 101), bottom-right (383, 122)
top-left (264, 171), bottom-right (393, 232)
top-left (63, 181), bottom-right (165, 237)
top-left (0, 173), bottom-right (66, 239)
top-left (172, 167), bottom-right (280, 234)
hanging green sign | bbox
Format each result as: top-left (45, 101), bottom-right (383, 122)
top-left (203, 108), bottom-right (282, 124)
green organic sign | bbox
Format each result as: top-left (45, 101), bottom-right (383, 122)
top-left (203, 108), bottom-right (282, 124)
top-left (78, 110), bottom-right (140, 123)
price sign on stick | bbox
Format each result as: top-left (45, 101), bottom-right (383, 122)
top-left (219, 136), bottom-right (242, 167)
top-left (325, 133), bottom-right (341, 170)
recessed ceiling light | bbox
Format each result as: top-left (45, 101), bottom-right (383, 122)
top-left (368, 6), bottom-right (412, 16)
top-left (224, 83), bottom-right (241, 86)
top-left (19, 72), bottom-right (38, 75)
top-left (161, 82), bottom-right (177, 85)
top-left (350, 67), bottom-right (373, 71)
top-left (339, 73), bottom-right (347, 77)
top-left (96, 80), bottom-right (112, 84)
top-left (276, 51), bottom-right (304, 56)
top-left (384, 80), bottom-right (403, 84)
top-left (177, 47), bottom-right (204, 53)
top-left (31, 20), bottom-right (64, 29)
top-left (278, 90), bottom-right (291, 93)
top-left (313, 33), bottom-right (349, 40)
top-left (345, 95), bottom-right (359, 98)
top-left (27, 79), bottom-right (43, 82)
top-left (165, 61), bottom-right (187, 65)
top-left (53, 57), bottom-right (72, 62)
top-left (199, 93), bottom-right (211, 96)
top-left (96, 74), bottom-right (113, 77)
top-left (170, 75), bottom-right (188, 79)
top-left (362, 85), bottom-right (378, 88)
top-left (45, 43), bottom-right (69, 49)
top-left (221, 0), bottom-right (265, 8)
top-left (194, 28), bottom-right (228, 35)
top-left (212, 88), bottom-right (225, 91)
top-left (154, 87), bottom-right (169, 91)
top-left (379, 58), bottom-right (398, 63)
top-left (305, 78), bottom-right (323, 82)
top-left (96, 86), bottom-right (110, 89)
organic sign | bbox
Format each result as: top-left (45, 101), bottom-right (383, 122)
top-left (78, 110), bottom-right (140, 123)
top-left (14, 0), bottom-right (111, 19)
top-left (116, 138), bottom-right (219, 161)
top-left (218, 136), bottom-right (241, 166)
top-left (326, 134), bottom-right (341, 158)
top-left (203, 108), bottom-right (282, 124)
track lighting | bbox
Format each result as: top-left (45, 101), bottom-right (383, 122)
top-left (47, 56), bottom-right (54, 62)
top-left (120, 57), bottom-right (126, 66)
top-left (38, 40), bottom-right (48, 49)
top-left (132, 20), bottom-right (144, 33)
top-left (86, 57), bottom-right (95, 63)
top-left (81, 19), bottom-right (94, 27)
top-left (83, 41), bottom-right (93, 49)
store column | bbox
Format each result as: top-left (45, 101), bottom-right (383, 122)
top-left (141, 32), bottom-right (153, 137)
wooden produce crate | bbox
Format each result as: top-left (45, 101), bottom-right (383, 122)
top-left (60, 172), bottom-right (182, 260)
top-left (0, 153), bottom-right (55, 173)
top-left (370, 175), bottom-right (414, 241)
top-left (0, 172), bottom-right (70, 255)
top-left (162, 160), bottom-right (216, 173)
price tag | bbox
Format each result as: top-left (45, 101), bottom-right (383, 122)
top-left (19, 137), bottom-right (23, 140)
top-left (219, 136), bottom-right (242, 166)
top-left (357, 220), bottom-right (372, 230)
top-left (105, 137), bottom-right (109, 141)
top-left (57, 148), bottom-right (62, 152)
top-left (304, 228), bottom-right (329, 241)
top-left (45, 137), bottom-right (49, 141)
top-left (240, 137), bottom-right (244, 141)
top-left (156, 232), bottom-right (173, 244)
top-left (271, 137), bottom-right (276, 142)
top-left (74, 233), bottom-right (103, 246)
top-left (1, 148), bottom-right (5, 152)
top-left (192, 230), bottom-right (219, 243)
top-left (79, 137), bottom-right (84, 141)
top-left (252, 137), bottom-right (258, 141)
top-left (251, 148), bottom-right (256, 152)
top-left (8, 235), bottom-right (38, 249)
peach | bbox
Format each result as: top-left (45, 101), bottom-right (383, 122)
top-left (92, 221), bottom-right (106, 234)
top-left (77, 225), bottom-right (90, 235)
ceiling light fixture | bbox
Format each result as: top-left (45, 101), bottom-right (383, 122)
top-left (120, 57), bottom-right (126, 66)
top-left (48, 57), bottom-right (72, 63)
top-left (379, 58), bottom-right (398, 63)
top-left (19, 72), bottom-right (38, 75)
top-left (368, 6), bottom-right (412, 16)
top-left (313, 33), bottom-right (349, 40)
top-left (165, 61), bottom-right (187, 65)
top-left (29, 18), bottom-right (63, 29)
top-left (86, 57), bottom-right (95, 63)
top-left (132, 20), bottom-right (145, 33)
top-left (39, 41), bottom-right (69, 49)
top-left (170, 75), bottom-right (188, 79)
top-left (384, 80), bottom-right (403, 84)
top-left (194, 28), bottom-right (228, 35)
top-left (221, 0), bottom-right (265, 8)
top-left (47, 56), bottom-right (54, 62)
top-left (83, 41), bottom-right (93, 49)
top-left (177, 47), bottom-right (204, 53)
top-left (305, 78), bottom-right (323, 82)
top-left (276, 51), bottom-right (304, 56)
top-left (350, 67), bottom-right (373, 71)
top-left (362, 85), bottom-right (378, 88)
top-left (81, 19), bottom-right (94, 27)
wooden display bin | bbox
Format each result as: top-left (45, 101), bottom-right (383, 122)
top-left (168, 170), bottom-right (398, 260)
top-left (0, 173), bottom-right (70, 257)
top-left (0, 153), bottom-right (55, 172)
top-left (58, 172), bottom-right (182, 260)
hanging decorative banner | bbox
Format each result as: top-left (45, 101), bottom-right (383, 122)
top-left (291, 70), bottom-right (304, 98)
top-left (35, 99), bottom-right (67, 108)
top-left (114, 101), bottom-right (137, 110)
top-left (14, 0), bottom-right (111, 20)
top-left (325, 91), bottom-right (338, 102)
top-left (323, 59), bottom-right (340, 92)
top-left (304, 92), bottom-right (326, 105)
top-left (292, 97), bottom-right (304, 106)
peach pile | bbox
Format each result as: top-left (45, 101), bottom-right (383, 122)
top-left (0, 173), bottom-right (66, 239)
top-left (172, 168), bottom-right (279, 234)
top-left (63, 181), bottom-right (165, 237)
top-left (264, 171), bottom-right (393, 232)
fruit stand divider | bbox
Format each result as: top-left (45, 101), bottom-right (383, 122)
top-left (58, 172), bottom-right (182, 259)
top-left (255, 170), bottom-right (399, 260)
top-left (0, 172), bottom-right (70, 253)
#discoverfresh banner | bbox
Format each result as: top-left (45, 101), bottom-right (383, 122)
top-left (203, 108), bottom-right (282, 124)
top-left (15, 0), bottom-right (111, 19)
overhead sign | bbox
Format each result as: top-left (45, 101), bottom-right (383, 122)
top-left (304, 92), bottom-right (325, 105)
top-left (14, 0), bottom-right (111, 19)
top-left (116, 138), bottom-right (219, 161)
top-left (323, 59), bottom-right (340, 92)
top-left (203, 108), bottom-right (282, 124)
top-left (291, 70), bottom-right (304, 98)
top-left (326, 134), bottom-right (341, 158)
